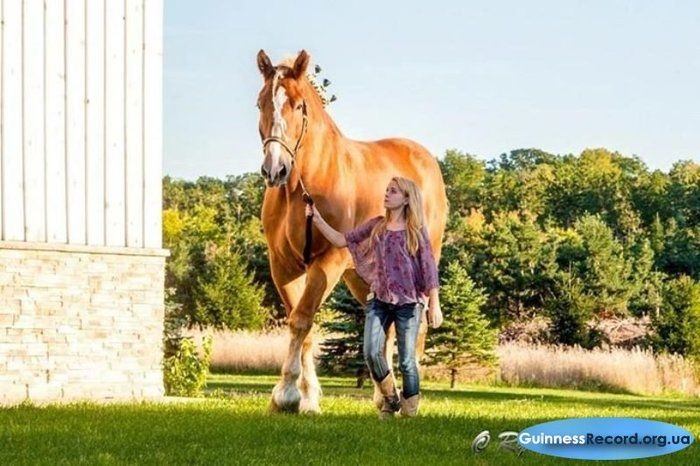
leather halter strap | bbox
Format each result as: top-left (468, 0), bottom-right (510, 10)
top-left (261, 101), bottom-right (308, 163)
top-left (260, 78), bottom-right (314, 265)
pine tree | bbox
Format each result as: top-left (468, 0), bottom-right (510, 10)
top-left (649, 276), bottom-right (700, 358)
top-left (193, 240), bottom-right (266, 330)
top-left (317, 284), bottom-right (369, 387)
top-left (425, 262), bottom-right (497, 388)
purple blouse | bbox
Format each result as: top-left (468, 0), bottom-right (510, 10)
top-left (344, 216), bottom-right (440, 305)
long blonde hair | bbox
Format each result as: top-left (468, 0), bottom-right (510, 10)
top-left (370, 177), bottom-right (425, 256)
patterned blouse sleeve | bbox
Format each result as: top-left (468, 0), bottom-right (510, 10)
top-left (418, 226), bottom-right (440, 293)
top-left (344, 216), bottom-right (382, 285)
top-left (344, 216), bottom-right (382, 245)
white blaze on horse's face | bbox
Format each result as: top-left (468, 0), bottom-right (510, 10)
top-left (260, 76), bottom-right (293, 187)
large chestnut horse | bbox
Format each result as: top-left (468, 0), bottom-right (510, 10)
top-left (256, 49), bottom-right (447, 413)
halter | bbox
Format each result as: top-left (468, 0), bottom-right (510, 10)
top-left (261, 101), bottom-right (308, 164)
top-left (261, 69), bottom-right (309, 173)
top-left (261, 68), bottom-right (314, 264)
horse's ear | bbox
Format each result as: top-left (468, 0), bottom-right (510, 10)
top-left (257, 49), bottom-right (274, 79)
top-left (292, 50), bottom-right (310, 79)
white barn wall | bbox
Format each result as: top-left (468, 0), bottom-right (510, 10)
top-left (0, 0), bottom-right (163, 249)
top-left (45, 0), bottom-right (68, 244)
top-left (65, 0), bottom-right (86, 245)
top-left (22, 0), bottom-right (45, 243)
top-left (0, 0), bottom-right (166, 406)
top-left (86, 0), bottom-right (106, 246)
top-left (143, 0), bottom-right (163, 249)
top-left (125, 0), bottom-right (144, 248)
top-left (1, 0), bottom-right (24, 241)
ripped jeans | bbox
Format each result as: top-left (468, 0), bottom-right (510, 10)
top-left (363, 299), bottom-right (422, 398)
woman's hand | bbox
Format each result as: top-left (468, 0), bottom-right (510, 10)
top-left (305, 203), bottom-right (320, 219)
top-left (427, 300), bottom-right (443, 329)
top-left (304, 203), bottom-right (346, 247)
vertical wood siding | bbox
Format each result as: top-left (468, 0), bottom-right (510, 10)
top-left (0, 0), bottom-right (163, 248)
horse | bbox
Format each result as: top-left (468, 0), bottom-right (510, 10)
top-left (256, 49), bottom-right (448, 413)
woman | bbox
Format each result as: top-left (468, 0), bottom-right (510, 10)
top-left (306, 176), bottom-right (443, 418)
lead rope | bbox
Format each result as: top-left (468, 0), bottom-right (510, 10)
top-left (295, 107), bottom-right (313, 266)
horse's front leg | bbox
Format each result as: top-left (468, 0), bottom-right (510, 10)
top-left (298, 331), bottom-right (321, 413)
top-left (271, 250), bottom-right (346, 413)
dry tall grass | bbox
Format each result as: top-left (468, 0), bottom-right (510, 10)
top-left (185, 330), bottom-right (700, 396)
top-left (184, 329), bottom-right (290, 373)
top-left (498, 342), bottom-right (700, 395)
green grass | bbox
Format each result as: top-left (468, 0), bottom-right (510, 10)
top-left (1, 375), bottom-right (699, 465)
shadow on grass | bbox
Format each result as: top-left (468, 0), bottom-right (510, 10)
top-left (206, 373), bottom-right (700, 417)
top-left (426, 387), bottom-right (700, 413)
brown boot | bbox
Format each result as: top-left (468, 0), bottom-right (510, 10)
top-left (400, 393), bottom-right (420, 417)
top-left (376, 375), bottom-right (400, 420)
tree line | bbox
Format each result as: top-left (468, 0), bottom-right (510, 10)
top-left (163, 147), bottom-right (700, 366)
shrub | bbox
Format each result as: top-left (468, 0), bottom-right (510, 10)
top-left (163, 335), bottom-right (213, 397)
top-left (163, 287), bottom-right (212, 397)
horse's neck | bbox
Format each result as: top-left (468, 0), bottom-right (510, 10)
top-left (289, 117), bottom-right (344, 196)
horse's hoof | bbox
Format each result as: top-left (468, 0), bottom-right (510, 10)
top-left (270, 384), bottom-right (301, 413)
top-left (299, 398), bottom-right (321, 414)
top-left (269, 398), bottom-right (299, 414)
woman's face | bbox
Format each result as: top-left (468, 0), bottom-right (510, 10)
top-left (383, 181), bottom-right (407, 210)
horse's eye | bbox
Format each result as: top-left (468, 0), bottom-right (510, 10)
top-left (256, 102), bottom-right (261, 110)
top-left (295, 103), bottom-right (303, 111)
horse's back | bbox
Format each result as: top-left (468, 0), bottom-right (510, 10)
top-left (348, 136), bottom-right (448, 258)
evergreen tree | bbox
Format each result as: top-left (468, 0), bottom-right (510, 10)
top-left (425, 262), bottom-right (497, 388)
top-left (649, 276), bottom-right (700, 359)
top-left (317, 284), bottom-right (369, 387)
top-left (193, 240), bottom-right (266, 330)
top-left (471, 212), bottom-right (555, 325)
top-left (546, 272), bottom-right (601, 348)
top-left (567, 215), bottom-right (635, 315)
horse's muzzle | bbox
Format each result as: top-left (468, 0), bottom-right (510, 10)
top-left (261, 163), bottom-right (289, 187)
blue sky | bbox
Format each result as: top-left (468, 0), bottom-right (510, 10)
top-left (164, 1), bottom-right (700, 180)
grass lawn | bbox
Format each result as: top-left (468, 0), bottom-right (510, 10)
top-left (1, 374), bottom-right (698, 465)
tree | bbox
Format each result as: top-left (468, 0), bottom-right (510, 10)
top-left (470, 212), bottom-right (555, 325)
top-left (627, 238), bottom-right (663, 317)
top-left (162, 174), bottom-right (283, 329)
top-left (545, 272), bottom-right (601, 348)
top-left (649, 276), bottom-right (700, 359)
top-left (317, 284), bottom-right (368, 386)
top-left (193, 241), bottom-right (267, 330)
top-left (668, 160), bottom-right (700, 227)
top-left (631, 170), bottom-right (670, 227)
top-left (544, 149), bottom-right (642, 239)
top-left (484, 148), bottom-right (557, 219)
top-left (562, 215), bottom-right (635, 315)
top-left (438, 149), bottom-right (485, 216)
top-left (425, 262), bottom-right (497, 388)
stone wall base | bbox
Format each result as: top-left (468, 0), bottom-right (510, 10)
top-left (0, 242), bottom-right (168, 405)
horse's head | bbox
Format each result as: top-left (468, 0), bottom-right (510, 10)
top-left (256, 49), bottom-right (311, 187)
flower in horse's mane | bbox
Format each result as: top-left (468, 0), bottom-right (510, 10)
top-left (307, 70), bottom-right (336, 107)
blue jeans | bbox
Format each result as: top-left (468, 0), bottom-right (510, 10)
top-left (363, 299), bottom-right (422, 398)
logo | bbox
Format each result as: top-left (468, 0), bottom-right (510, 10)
top-left (517, 418), bottom-right (694, 460)
top-left (472, 430), bottom-right (525, 456)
